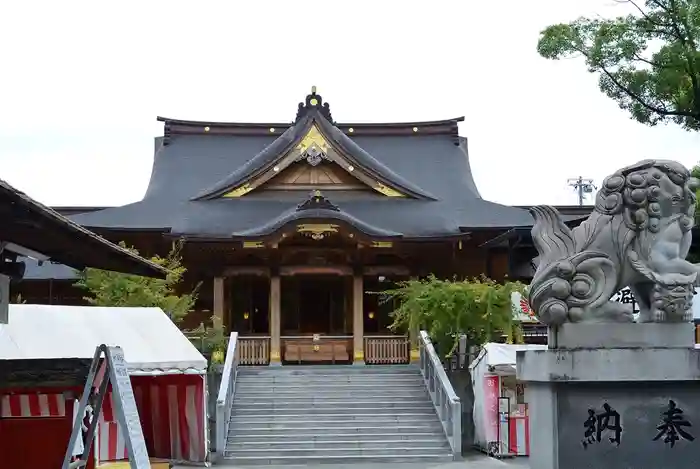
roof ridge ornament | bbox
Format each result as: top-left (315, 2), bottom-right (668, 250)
top-left (295, 86), bottom-right (334, 124)
top-left (296, 190), bottom-right (340, 212)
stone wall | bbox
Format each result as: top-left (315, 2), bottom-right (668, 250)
top-left (556, 383), bottom-right (700, 469)
top-left (446, 368), bottom-right (476, 453)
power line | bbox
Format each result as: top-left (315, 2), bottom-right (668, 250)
top-left (567, 176), bottom-right (597, 207)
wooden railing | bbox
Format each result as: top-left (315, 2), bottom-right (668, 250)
top-left (238, 336), bottom-right (271, 365)
top-left (364, 335), bottom-right (410, 364)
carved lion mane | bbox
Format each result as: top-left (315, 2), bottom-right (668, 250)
top-left (528, 160), bottom-right (698, 326)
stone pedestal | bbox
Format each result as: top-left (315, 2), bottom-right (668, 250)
top-left (517, 323), bottom-right (700, 469)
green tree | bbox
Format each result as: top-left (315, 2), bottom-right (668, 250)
top-left (75, 239), bottom-right (199, 324)
top-left (12, 294), bottom-right (26, 304)
top-left (383, 276), bottom-right (526, 359)
top-left (688, 163), bottom-right (700, 261)
top-left (185, 314), bottom-right (229, 365)
top-left (538, 0), bottom-right (700, 131)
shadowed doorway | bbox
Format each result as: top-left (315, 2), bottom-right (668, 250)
top-left (281, 276), bottom-right (347, 335)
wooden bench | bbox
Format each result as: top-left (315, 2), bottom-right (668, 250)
top-left (283, 339), bottom-right (350, 363)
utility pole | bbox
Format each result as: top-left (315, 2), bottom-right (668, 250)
top-left (567, 176), bottom-right (597, 206)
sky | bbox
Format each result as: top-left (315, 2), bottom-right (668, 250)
top-left (1, 0), bottom-right (699, 208)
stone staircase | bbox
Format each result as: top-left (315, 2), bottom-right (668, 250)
top-left (222, 364), bottom-right (455, 465)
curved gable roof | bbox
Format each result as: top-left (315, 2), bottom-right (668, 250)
top-left (228, 191), bottom-right (402, 239)
top-left (193, 102), bottom-right (436, 200)
top-left (67, 89), bottom-right (535, 237)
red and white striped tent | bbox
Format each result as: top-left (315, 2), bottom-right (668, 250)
top-left (469, 342), bottom-right (547, 457)
top-left (0, 304), bottom-right (209, 466)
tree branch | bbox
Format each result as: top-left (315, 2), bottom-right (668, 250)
top-left (667, 0), bottom-right (700, 115)
top-left (647, 0), bottom-right (672, 14)
top-left (570, 44), bottom-right (685, 117)
top-left (600, 66), bottom-right (698, 118)
top-left (623, 0), bottom-right (672, 28)
top-left (632, 52), bottom-right (667, 68)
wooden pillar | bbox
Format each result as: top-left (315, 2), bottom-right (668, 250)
top-left (213, 277), bottom-right (225, 329)
top-left (269, 275), bottom-right (281, 365)
top-left (409, 276), bottom-right (420, 362)
top-left (353, 274), bottom-right (364, 364)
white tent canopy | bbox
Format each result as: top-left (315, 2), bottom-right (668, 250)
top-left (469, 342), bottom-right (546, 375)
top-left (0, 305), bottom-right (207, 375)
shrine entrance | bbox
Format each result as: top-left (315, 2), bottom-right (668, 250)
top-left (281, 275), bottom-right (348, 335)
top-left (280, 275), bottom-right (353, 364)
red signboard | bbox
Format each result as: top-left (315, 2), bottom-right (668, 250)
top-left (484, 376), bottom-right (499, 442)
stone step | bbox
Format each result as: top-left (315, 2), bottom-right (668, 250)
top-left (225, 438), bottom-right (449, 450)
top-left (239, 367), bottom-right (420, 373)
top-left (231, 400), bottom-right (431, 410)
top-left (225, 364), bottom-right (451, 465)
top-left (229, 420), bottom-right (441, 430)
top-left (235, 389), bottom-right (428, 398)
top-left (233, 405), bottom-right (436, 415)
top-left (227, 431), bottom-right (444, 444)
top-left (228, 424), bottom-right (444, 435)
top-left (235, 382), bottom-right (424, 391)
top-left (238, 365), bottom-right (419, 375)
top-left (229, 414), bottom-right (439, 425)
top-left (235, 376), bottom-right (424, 385)
top-left (224, 445), bottom-right (452, 458)
top-left (220, 453), bottom-right (455, 465)
top-left (234, 394), bottom-right (427, 404)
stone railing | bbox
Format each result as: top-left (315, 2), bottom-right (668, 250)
top-left (418, 330), bottom-right (462, 457)
top-left (364, 335), bottom-right (410, 364)
top-left (238, 336), bottom-right (270, 365)
top-left (215, 332), bottom-right (239, 460)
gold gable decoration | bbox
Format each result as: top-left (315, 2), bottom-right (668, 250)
top-left (296, 125), bottom-right (330, 167)
top-left (297, 223), bottom-right (339, 241)
top-left (371, 241), bottom-right (393, 248)
top-left (223, 184), bottom-right (253, 198)
top-left (375, 182), bottom-right (406, 197)
top-left (218, 121), bottom-right (411, 198)
top-left (242, 241), bottom-right (265, 249)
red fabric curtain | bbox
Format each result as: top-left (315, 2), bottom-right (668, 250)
top-left (99, 374), bottom-right (206, 463)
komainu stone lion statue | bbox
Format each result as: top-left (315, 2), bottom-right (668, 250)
top-left (529, 160), bottom-right (699, 325)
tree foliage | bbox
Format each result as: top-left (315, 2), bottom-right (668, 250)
top-left (538, 0), bottom-right (700, 131)
top-left (75, 239), bottom-right (199, 324)
top-left (687, 163), bottom-right (700, 261)
top-left (12, 294), bottom-right (26, 304)
top-left (184, 314), bottom-right (228, 365)
top-left (382, 276), bottom-right (526, 358)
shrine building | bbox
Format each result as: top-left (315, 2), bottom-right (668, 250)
top-left (17, 88), bottom-right (589, 364)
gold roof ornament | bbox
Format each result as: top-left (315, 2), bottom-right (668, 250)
top-left (295, 87), bottom-right (333, 123)
top-left (297, 223), bottom-right (339, 241)
top-left (296, 125), bottom-right (330, 166)
top-left (297, 125), bottom-right (329, 154)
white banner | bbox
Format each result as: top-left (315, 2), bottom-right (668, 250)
top-left (611, 286), bottom-right (640, 315)
top-left (513, 287), bottom-right (642, 322)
